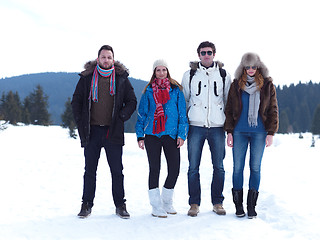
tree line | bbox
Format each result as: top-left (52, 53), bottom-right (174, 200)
top-left (276, 81), bottom-right (320, 134)
top-left (1, 82), bottom-right (320, 137)
top-left (0, 85), bottom-right (51, 126)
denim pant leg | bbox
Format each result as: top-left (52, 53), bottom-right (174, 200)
top-left (232, 132), bottom-right (249, 190)
top-left (207, 127), bottom-right (226, 205)
top-left (232, 132), bottom-right (267, 191)
top-left (83, 126), bottom-right (103, 205)
top-left (187, 126), bottom-right (206, 205)
top-left (248, 132), bottom-right (267, 191)
top-left (104, 140), bottom-right (125, 207)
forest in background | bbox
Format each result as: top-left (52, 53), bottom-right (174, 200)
top-left (1, 73), bottom-right (320, 134)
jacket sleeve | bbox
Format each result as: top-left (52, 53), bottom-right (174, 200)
top-left (224, 72), bottom-right (232, 107)
top-left (71, 77), bottom-right (85, 127)
top-left (224, 82), bottom-right (236, 134)
top-left (181, 71), bottom-right (191, 105)
top-left (177, 89), bottom-right (189, 140)
top-left (119, 78), bottom-right (137, 122)
top-left (265, 83), bottom-right (279, 135)
top-left (135, 91), bottom-right (148, 139)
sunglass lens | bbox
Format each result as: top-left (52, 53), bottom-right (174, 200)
top-left (200, 51), bottom-right (213, 56)
top-left (245, 66), bottom-right (257, 70)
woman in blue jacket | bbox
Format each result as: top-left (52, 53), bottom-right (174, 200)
top-left (136, 59), bottom-right (188, 218)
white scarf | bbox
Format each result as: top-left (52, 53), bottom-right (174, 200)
top-left (244, 76), bottom-right (260, 127)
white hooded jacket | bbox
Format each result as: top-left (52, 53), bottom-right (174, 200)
top-left (182, 61), bottom-right (231, 128)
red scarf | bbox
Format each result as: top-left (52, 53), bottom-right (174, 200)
top-left (152, 78), bottom-right (170, 134)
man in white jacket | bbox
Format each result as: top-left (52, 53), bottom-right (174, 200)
top-left (181, 41), bottom-right (231, 217)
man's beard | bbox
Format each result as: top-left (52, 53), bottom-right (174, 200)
top-left (98, 61), bottom-right (112, 70)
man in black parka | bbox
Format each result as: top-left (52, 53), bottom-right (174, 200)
top-left (71, 45), bottom-right (137, 219)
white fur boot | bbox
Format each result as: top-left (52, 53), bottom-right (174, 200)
top-left (161, 187), bottom-right (177, 214)
top-left (148, 188), bottom-right (167, 218)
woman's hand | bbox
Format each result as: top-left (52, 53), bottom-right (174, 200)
top-left (177, 138), bottom-right (184, 148)
top-left (227, 133), bottom-right (233, 147)
top-left (266, 135), bottom-right (273, 147)
top-left (138, 140), bottom-right (145, 150)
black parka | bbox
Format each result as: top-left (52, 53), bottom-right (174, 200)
top-left (71, 60), bottom-right (137, 147)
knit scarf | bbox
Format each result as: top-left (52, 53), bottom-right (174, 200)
top-left (244, 76), bottom-right (260, 127)
top-left (89, 64), bottom-right (116, 102)
top-left (152, 78), bottom-right (170, 134)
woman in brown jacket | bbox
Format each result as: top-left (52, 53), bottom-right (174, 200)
top-left (224, 52), bottom-right (279, 219)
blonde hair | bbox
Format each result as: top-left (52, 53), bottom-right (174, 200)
top-left (239, 68), bottom-right (264, 90)
top-left (142, 67), bottom-right (182, 93)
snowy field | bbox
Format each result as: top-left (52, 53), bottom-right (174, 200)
top-left (0, 123), bottom-right (319, 240)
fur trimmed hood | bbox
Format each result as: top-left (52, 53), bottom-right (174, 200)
top-left (234, 52), bottom-right (269, 79)
top-left (80, 60), bottom-right (129, 77)
top-left (189, 61), bottom-right (224, 70)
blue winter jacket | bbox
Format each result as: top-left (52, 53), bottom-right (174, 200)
top-left (136, 84), bottom-right (189, 140)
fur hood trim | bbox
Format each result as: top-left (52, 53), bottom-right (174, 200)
top-left (234, 52), bottom-right (269, 79)
top-left (189, 61), bottom-right (224, 70)
top-left (80, 60), bottom-right (129, 77)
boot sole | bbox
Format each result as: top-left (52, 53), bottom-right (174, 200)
top-left (152, 214), bottom-right (167, 218)
top-left (116, 213), bottom-right (130, 219)
top-left (78, 213), bottom-right (91, 219)
top-left (187, 211), bottom-right (199, 217)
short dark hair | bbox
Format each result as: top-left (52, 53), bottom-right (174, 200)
top-left (98, 45), bottom-right (114, 58)
top-left (197, 41), bottom-right (216, 55)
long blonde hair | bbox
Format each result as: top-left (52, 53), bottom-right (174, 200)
top-left (142, 67), bottom-right (182, 93)
top-left (239, 68), bottom-right (264, 90)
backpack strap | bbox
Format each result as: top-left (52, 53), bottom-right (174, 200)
top-left (189, 68), bottom-right (197, 89)
top-left (219, 68), bottom-right (227, 106)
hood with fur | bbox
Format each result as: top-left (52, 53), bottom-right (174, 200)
top-left (80, 60), bottom-right (129, 77)
top-left (234, 52), bottom-right (269, 79)
top-left (189, 60), bottom-right (224, 70)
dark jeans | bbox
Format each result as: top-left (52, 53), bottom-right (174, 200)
top-left (144, 135), bottom-right (180, 190)
top-left (232, 131), bottom-right (267, 191)
top-left (187, 126), bottom-right (225, 205)
top-left (82, 125), bottom-right (125, 207)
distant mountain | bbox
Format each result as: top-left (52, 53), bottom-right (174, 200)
top-left (0, 72), bottom-right (147, 129)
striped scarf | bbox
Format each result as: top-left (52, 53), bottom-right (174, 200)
top-left (152, 78), bottom-right (170, 134)
top-left (89, 64), bottom-right (116, 102)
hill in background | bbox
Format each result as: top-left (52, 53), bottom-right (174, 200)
top-left (0, 72), bottom-right (147, 130)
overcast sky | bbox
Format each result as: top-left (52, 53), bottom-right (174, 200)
top-left (1, 0), bottom-right (319, 86)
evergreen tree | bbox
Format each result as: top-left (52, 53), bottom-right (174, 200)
top-left (0, 91), bottom-right (22, 125)
top-left (311, 104), bottom-right (320, 135)
top-left (61, 97), bottom-right (77, 138)
top-left (0, 92), bottom-right (5, 120)
top-left (25, 85), bottom-right (51, 125)
top-left (278, 110), bottom-right (290, 133)
top-left (22, 96), bottom-right (31, 125)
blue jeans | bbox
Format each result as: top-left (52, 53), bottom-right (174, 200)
top-left (187, 126), bottom-right (225, 205)
top-left (232, 131), bottom-right (267, 191)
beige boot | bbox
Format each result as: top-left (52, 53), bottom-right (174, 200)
top-left (213, 204), bottom-right (226, 215)
top-left (187, 204), bottom-right (199, 217)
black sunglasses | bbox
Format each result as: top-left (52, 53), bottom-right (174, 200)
top-left (200, 51), bottom-right (213, 56)
top-left (245, 66), bottom-right (257, 70)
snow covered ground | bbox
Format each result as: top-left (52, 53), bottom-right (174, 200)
top-left (0, 123), bottom-right (319, 240)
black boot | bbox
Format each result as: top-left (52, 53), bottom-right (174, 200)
top-left (232, 188), bottom-right (245, 217)
top-left (78, 202), bottom-right (92, 218)
top-left (116, 203), bottom-right (130, 219)
top-left (247, 189), bottom-right (259, 219)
